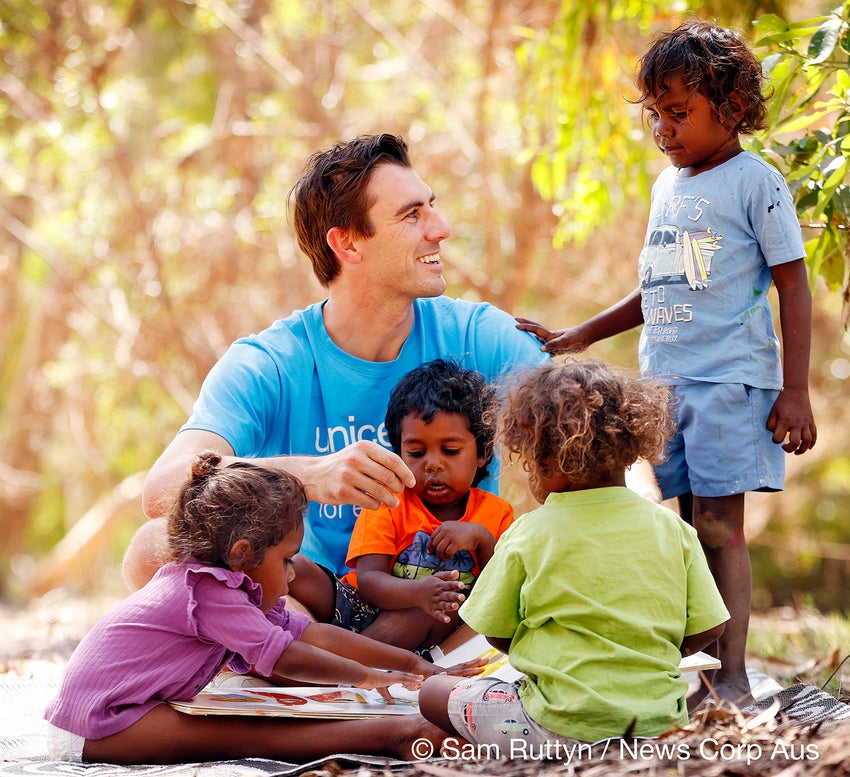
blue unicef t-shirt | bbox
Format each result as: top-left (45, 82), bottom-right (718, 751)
top-left (181, 296), bottom-right (548, 574)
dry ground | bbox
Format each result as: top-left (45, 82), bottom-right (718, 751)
top-left (2, 592), bottom-right (849, 776)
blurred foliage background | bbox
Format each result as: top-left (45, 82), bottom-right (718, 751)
top-left (1, 0), bottom-right (848, 611)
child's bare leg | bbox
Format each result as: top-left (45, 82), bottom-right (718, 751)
top-left (418, 674), bottom-right (464, 736)
top-left (362, 609), bottom-right (460, 652)
top-left (287, 555), bottom-right (336, 622)
top-left (82, 703), bottom-right (445, 764)
top-left (691, 493), bottom-right (752, 707)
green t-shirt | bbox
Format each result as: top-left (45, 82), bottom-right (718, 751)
top-left (459, 487), bottom-right (729, 742)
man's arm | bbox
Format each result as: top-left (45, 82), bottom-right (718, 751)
top-left (130, 433), bottom-right (416, 592)
top-left (142, 429), bottom-right (234, 518)
top-left (141, 429), bottom-right (416, 519)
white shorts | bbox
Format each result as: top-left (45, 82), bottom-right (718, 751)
top-left (46, 723), bottom-right (85, 762)
top-left (446, 677), bottom-right (584, 749)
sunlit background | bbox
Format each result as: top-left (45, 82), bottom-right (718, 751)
top-left (1, 0), bottom-right (848, 617)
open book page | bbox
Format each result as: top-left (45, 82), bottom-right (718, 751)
top-left (430, 632), bottom-right (524, 682)
top-left (678, 651), bottom-right (721, 672)
top-left (430, 630), bottom-right (721, 679)
top-left (173, 634), bottom-right (720, 718)
top-left (169, 686), bottom-right (420, 718)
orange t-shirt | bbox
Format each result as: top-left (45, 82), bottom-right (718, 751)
top-left (342, 487), bottom-right (514, 590)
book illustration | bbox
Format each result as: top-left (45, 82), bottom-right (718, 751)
top-left (173, 635), bottom-right (721, 719)
top-left (430, 632), bottom-right (523, 683)
top-left (254, 689), bottom-right (370, 705)
top-left (456, 643), bottom-right (523, 682)
top-left (170, 686), bottom-right (419, 718)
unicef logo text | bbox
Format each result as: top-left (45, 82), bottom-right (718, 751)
top-left (314, 416), bottom-right (391, 453)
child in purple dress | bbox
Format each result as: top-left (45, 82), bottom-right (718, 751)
top-left (45, 451), bottom-right (456, 764)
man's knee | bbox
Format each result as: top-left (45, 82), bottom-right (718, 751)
top-left (122, 518), bottom-right (169, 592)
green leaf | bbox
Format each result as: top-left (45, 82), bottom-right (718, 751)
top-left (830, 184), bottom-right (850, 219)
top-left (807, 16), bottom-right (843, 64)
top-left (795, 184), bottom-right (821, 210)
top-left (760, 52), bottom-right (783, 76)
top-left (764, 57), bottom-right (795, 127)
top-left (776, 108), bottom-right (834, 135)
top-left (784, 147), bottom-right (828, 184)
top-left (812, 159), bottom-right (848, 219)
top-left (828, 67), bottom-right (850, 96)
top-left (821, 155), bottom-right (847, 181)
top-left (803, 234), bottom-right (824, 285)
top-left (755, 19), bottom-right (826, 47)
top-left (753, 14), bottom-right (790, 36)
top-left (808, 228), bottom-right (845, 290)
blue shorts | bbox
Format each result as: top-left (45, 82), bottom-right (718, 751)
top-left (654, 382), bottom-right (784, 500)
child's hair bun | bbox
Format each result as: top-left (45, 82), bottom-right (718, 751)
top-left (191, 450), bottom-right (222, 480)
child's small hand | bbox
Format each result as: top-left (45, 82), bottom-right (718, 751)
top-left (766, 388), bottom-right (817, 455)
top-left (355, 668), bottom-right (425, 701)
top-left (515, 318), bottom-right (589, 354)
top-left (417, 570), bottom-right (465, 623)
top-left (436, 656), bottom-right (489, 677)
top-left (429, 522), bottom-right (490, 559)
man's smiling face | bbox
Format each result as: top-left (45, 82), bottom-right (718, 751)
top-left (351, 163), bottom-right (451, 302)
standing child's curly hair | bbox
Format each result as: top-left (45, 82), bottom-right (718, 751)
top-left (500, 360), bottom-right (674, 486)
top-left (385, 359), bottom-right (497, 487)
top-left (167, 451), bottom-right (307, 568)
top-left (635, 19), bottom-right (768, 134)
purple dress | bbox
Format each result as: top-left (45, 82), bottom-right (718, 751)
top-left (44, 561), bottom-right (310, 739)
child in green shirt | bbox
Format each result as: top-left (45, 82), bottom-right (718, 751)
top-left (419, 359), bottom-right (729, 745)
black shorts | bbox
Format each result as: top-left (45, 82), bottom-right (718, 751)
top-left (320, 565), bottom-right (380, 633)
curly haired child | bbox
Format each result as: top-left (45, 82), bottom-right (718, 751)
top-left (45, 452), bottom-right (449, 765)
top-left (419, 359), bottom-right (730, 746)
top-left (290, 359), bottom-right (514, 655)
top-left (516, 19), bottom-right (816, 707)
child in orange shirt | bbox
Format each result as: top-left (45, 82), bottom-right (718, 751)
top-left (291, 359), bottom-right (514, 654)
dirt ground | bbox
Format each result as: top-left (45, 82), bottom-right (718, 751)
top-left (0, 588), bottom-right (120, 681)
top-left (3, 591), bottom-right (849, 776)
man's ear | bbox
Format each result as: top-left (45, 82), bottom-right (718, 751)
top-left (228, 538), bottom-right (254, 571)
top-left (327, 226), bottom-right (362, 266)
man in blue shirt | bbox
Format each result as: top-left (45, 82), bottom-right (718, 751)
top-left (125, 134), bottom-right (547, 587)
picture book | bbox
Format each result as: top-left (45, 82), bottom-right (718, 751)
top-left (169, 686), bottom-right (420, 718)
top-left (172, 631), bottom-right (720, 719)
top-left (430, 632), bottom-right (524, 682)
top-left (678, 651), bottom-right (722, 673)
top-left (431, 631), bottom-right (721, 677)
